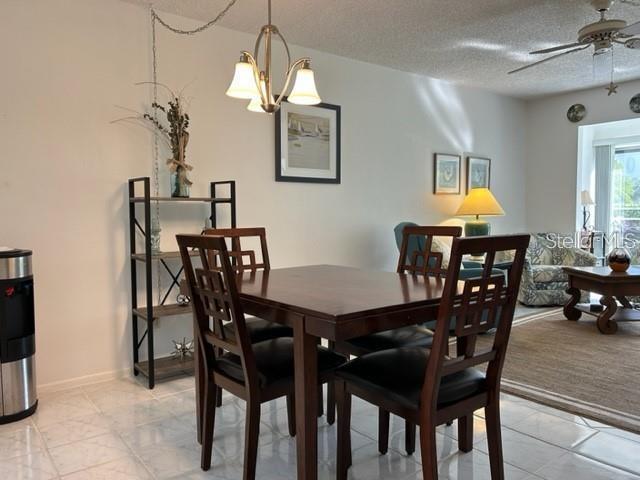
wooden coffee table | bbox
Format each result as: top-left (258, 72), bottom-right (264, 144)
top-left (562, 266), bottom-right (640, 334)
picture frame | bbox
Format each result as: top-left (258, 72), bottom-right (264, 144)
top-left (275, 98), bottom-right (341, 184)
top-left (466, 156), bottom-right (491, 192)
top-left (433, 153), bottom-right (461, 195)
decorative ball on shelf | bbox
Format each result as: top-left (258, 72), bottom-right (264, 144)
top-left (176, 293), bottom-right (191, 306)
top-left (607, 247), bottom-right (631, 272)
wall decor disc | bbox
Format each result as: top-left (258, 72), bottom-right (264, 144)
top-left (631, 94), bottom-right (640, 114)
top-left (567, 104), bottom-right (586, 123)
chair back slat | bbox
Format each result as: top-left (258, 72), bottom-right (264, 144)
top-left (177, 234), bottom-right (260, 391)
top-left (441, 349), bottom-right (496, 376)
top-left (421, 234), bottom-right (529, 410)
top-left (397, 226), bottom-right (462, 277)
top-left (203, 227), bottom-right (270, 273)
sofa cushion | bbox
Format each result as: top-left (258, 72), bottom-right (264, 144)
top-left (527, 233), bottom-right (554, 265)
top-left (530, 265), bottom-right (567, 283)
top-left (533, 281), bottom-right (569, 291)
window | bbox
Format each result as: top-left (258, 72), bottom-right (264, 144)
top-left (611, 147), bottom-right (640, 237)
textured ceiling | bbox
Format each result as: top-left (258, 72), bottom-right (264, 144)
top-left (121, 0), bottom-right (640, 98)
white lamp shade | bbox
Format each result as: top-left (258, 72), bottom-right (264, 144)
top-left (581, 190), bottom-right (595, 205)
top-left (246, 79), bottom-right (272, 113)
top-left (226, 61), bottom-right (259, 99)
top-left (288, 68), bottom-right (321, 105)
top-left (247, 96), bottom-right (264, 112)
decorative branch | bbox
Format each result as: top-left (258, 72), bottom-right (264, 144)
top-left (112, 84), bottom-right (194, 193)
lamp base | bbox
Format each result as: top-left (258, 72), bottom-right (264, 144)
top-left (464, 220), bottom-right (491, 237)
top-left (465, 220), bottom-right (490, 260)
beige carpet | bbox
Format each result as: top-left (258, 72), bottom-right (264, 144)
top-left (484, 309), bottom-right (640, 433)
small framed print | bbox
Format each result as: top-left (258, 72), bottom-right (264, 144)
top-left (275, 98), bottom-right (341, 184)
top-left (433, 153), bottom-right (461, 195)
top-left (466, 156), bottom-right (491, 192)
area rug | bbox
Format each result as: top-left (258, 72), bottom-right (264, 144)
top-left (483, 308), bottom-right (640, 433)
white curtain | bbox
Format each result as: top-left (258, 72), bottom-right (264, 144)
top-left (594, 144), bottom-right (613, 235)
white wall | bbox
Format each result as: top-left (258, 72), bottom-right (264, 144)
top-left (0, 0), bottom-right (528, 386)
top-left (525, 79), bottom-right (640, 232)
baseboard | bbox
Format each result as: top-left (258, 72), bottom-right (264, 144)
top-left (36, 310), bottom-right (557, 395)
top-left (37, 367), bottom-right (131, 394)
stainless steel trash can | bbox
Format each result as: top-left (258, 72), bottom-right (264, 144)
top-left (0, 248), bottom-right (37, 423)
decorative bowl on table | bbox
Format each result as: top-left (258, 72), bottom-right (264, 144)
top-left (607, 248), bottom-right (631, 272)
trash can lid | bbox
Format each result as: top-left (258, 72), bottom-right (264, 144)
top-left (0, 248), bottom-right (32, 259)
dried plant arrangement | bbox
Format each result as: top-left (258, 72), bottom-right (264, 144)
top-left (113, 83), bottom-right (193, 197)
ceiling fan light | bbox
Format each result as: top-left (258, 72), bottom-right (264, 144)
top-left (288, 68), bottom-right (321, 105)
top-left (226, 60), bottom-right (259, 99)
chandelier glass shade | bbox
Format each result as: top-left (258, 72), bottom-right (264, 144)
top-left (225, 0), bottom-right (321, 113)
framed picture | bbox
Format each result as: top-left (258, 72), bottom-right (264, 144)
top-left (433, 153), bottom-right (461, 195)
top-left (275, 98), bottom-right (341, 183)
top-left (466, 156), bottom-right (491, 192)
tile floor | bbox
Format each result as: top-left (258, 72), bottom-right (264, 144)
top-left (1, 375), bottom-right (639, 479)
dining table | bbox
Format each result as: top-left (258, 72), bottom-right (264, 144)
top-left (229, 264), bottom-right (451, 480)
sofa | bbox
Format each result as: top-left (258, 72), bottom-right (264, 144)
top-left (394, 225), bottom-right (597, 307)
top-left (515, 233), bottom-right (597, 306)
top-left (623, 240), bottom-right (640, 304)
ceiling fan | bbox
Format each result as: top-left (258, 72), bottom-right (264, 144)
top-left (508, 0), bottom-right (640, 75)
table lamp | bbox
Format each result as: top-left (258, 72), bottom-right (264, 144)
top-left (455, 188), bottom-right (505, 237)
top-left (580, 190), bottom-right (595, 231)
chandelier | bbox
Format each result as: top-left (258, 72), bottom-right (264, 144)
top-left (225, 0), bottom-right (321, 113)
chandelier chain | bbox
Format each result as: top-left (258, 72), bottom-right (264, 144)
top-left (151, 0), bottom-right (238, 36)
top-left (151, 7), bottom-right (161, 303)
top-left (149, 1), bottom-right (237, 302)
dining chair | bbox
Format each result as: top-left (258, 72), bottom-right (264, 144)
top-left (202, 227), bottom-right (326, 415)
top-left (334, 234), bottom-right (530, 480)
top-left (202, 228), bottom-right (293, 342)
top-left (327, 225), bottom-right (462, 455)
top-left (177, 234), bottom-right (346, 477)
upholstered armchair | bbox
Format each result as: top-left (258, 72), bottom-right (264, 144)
top-left (394, 222), bottom-right (507, 329)
top-left (517, 233), bottom-right (597, 306)
top-left (394, 222), bottom-right (487, 273)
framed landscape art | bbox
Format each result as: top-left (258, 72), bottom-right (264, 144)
top-left (433, 153), bottom-right (461, 195)
top-left (466, 156), bottom-right (491, 192)
top-left (275, 98), bottom-right (341, 183)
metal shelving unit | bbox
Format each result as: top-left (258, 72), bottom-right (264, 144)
top-left (128, 177), bottom-right (237, 388)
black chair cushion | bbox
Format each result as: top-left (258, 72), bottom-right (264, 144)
top-left (223, 317), bottom-right (293, 343)
top-left (216, 338), bottom-right (346, 387)
top-left (344, 325), bottom-right (433, 353)
top-left (336, 347), bottom-right (486, 410)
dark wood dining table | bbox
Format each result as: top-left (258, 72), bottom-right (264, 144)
top-left (234, 264), bottom-right (450, 480)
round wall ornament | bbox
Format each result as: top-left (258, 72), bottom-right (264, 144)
top-left (630, 94), bottom-right (640, 114)
top-left (567, 104), bottom-right (587, 123)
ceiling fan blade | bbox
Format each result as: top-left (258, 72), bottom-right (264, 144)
top-left (530, 42), bottom-right (585, 54)
top-left (620, 20), bottom-right (640, 36)
top-left (508, 45), bottom-right (591, 74)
